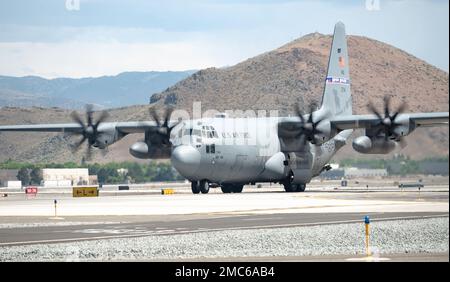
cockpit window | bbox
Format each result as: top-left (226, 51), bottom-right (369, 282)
top-left (183, 128), bottom-right (201, 138)
top-left (201, 125), bottom-right (218, 139)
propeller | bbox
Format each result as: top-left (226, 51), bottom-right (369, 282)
top-left (148, 107), bottom-right (179, 146)
top-left (69, 104), bottom-right (109, 160)
top-left (367, 96), bottom-right (407, 142)
top-left (293, 103), bottom-right (326, 144)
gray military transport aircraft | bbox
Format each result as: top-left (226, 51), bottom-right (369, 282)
top-left (0, 22), bottom-right (448, 194)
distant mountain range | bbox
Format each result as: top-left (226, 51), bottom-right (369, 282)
top-left (0, 70), bottom-right (196, 109)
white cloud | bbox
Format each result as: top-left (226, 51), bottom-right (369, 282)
top-left (0, 39), bottom-right (264, 78)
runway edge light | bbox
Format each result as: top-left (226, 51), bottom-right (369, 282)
top-left (364, 215), bottom-right (371, 257)
top-left (54, 199), bottom-right (57, 218)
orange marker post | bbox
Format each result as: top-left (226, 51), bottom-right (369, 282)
top-left (364, 215), bottom-right (371, 257)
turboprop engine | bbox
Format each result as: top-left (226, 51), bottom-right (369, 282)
top-left (129, 141), bottom-right (171, 159)
top-left (352, 136), bottom-right (398, 154)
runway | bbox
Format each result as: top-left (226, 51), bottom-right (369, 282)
top-left (0, 183), bottom-right (448, 261)
top-left (0, 212), bottom-right (447, 246)
top-left (0, 185), bottom-right (448, 216)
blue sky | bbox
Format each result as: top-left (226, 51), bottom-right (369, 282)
top-left (0, 0), bottom-right (448, 78)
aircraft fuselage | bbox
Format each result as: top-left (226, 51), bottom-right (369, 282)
top-left (170, 117), bottom-right (350, 185)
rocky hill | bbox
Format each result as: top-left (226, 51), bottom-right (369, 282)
top-left (0, 33), bottom-right (448, 163)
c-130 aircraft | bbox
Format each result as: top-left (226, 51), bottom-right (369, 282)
top-left (1, 22), bottom-right (448, 194)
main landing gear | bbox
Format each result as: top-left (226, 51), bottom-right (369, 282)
top-left (191, 180), bottom-right (210, 194)
top-left (191, 181), bottom-right (244, 194)
top-left (220, 184), bottom-right (244, 194)
top-left (283, 182), bottom-right (306, 193)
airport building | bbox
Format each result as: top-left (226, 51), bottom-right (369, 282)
top-left (320, 167), bottom-right (389, 179)
top-left (0, 169), bottom-right (19, 187)
top-left (344, 168), bottom-right (388, 178)
top-left (42, 168), bottom-right (90, 187)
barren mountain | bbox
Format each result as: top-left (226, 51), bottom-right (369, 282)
top-left (0, 33), bottom-right (448, 163)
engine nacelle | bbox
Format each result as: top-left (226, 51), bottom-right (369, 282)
top-left (94, 131), bottom-right (119, 149)
top-left (352, 136), bottom-right (396, 154)
top-left (129, 141), bottom-right (171, 159)
top-left (313, 120), bottom-right (332, 145)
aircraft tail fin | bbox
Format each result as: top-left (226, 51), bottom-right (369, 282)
top-left (320, 22), bottom-right (352, 116)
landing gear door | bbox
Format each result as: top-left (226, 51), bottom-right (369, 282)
top-left (228, 154), bottom-right (248, 180)
top-left (288, 152), bottom-right (313, 183)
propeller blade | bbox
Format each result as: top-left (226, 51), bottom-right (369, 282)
top-left (391, 103), bottom-right (407, 121)
top-left (398, 138), bottom-right (407, 149)
top-left (101, 146), bottom-right (109, 157)
top-left (298, 134), bottom-right (307, 145)
top-left (71, 136), bottom-right (87, 153)
top-left (383, 96), bottom-right (391, 118)
top-left (307, 104), bottom-right (315, 124)
top-left (369, 96), bottom-right (408, 141)
top-left (163, 107), bottom-right (174, 128)
top-left (69, 104), bottom-right (110, 161)
top-left (367, 102), bottom-right (383, 121)
top-left (70, 111), bottom-right (85, 128)
top-left (94, 111), bottom-right (109, 129)
top-left (86, 104), bottom-right (94, 126)
top-left (295, 103), bottom-right (305, 123)
top-left (86, 145), bottom-right (93, 161)
top-left (149, 108), bottom-right (161, 127)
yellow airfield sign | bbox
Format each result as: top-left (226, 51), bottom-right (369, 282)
top-left (73, 187), bottom-right (99, 198)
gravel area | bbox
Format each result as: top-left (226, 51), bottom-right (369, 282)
top-left (0, 217), bottom-right (448, 261)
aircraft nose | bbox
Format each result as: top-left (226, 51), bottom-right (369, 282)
top-left (171, 145), bottom-right (201, 177)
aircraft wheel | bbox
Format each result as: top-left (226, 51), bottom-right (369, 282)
top-left (283, 182), bottom-right (297, 192)
top-left (221, 184), bottom-right (233, 193)
top-left (296, 184), bottom-right (306, 192)
top-left (232, 185), bottom-right (243, 193)
top-left (191, 181), bottom-right (200, 194)
top-left (200, 180), bottom-right (210, 194)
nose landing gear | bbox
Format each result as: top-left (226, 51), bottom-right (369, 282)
top-left (282, 172), bottom-right (306, 192)
top-left (191, 181), bottom-right (200, 194)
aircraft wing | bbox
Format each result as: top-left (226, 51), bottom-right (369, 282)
top-left (115, 121), bottom-right (164, 133)
top-left (0, 121), bottom-right (161, 134)
top-left (330, 112), bottom-right (449, 131)
top-left (0, 123), bottom-right (84, 133)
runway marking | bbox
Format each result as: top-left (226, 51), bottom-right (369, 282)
top-left (0, 214), bottom-right (447, 247)
top-left (240, 217), bottom-right (282, 221)
top-left (225, 200), bottom-right (448, 215)
top-left (156, 229), bottom-right (175, 233)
